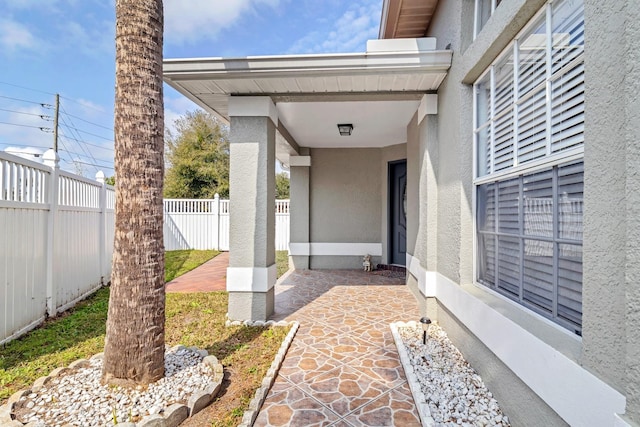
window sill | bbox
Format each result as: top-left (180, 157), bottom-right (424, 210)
top-left (464, 282), bottom-right (582, 363)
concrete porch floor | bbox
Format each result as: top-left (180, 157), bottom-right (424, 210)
top-left (256, 269), bottom-right (422, 426)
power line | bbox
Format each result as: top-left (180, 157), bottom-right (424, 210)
top-left (56, 133), bottom-right (114, 151)
top-left (58, 139), bottom-right (100, 174)
top-left (0, 141), bottom-right (51, 149)
top-left (68, 159), bottom-right (115, 170)
top-left (60, 110), bottom-right (113, 132)
top-left (59, 105), bottom-right (101, 167)
top-left (59, 135), bottom-right (100, 172)
top-left (0, 121), bottom-right (52, 132)
top-left (57, 120), bottom-right (114, 142)
top-left (0, 94), bottom-right (50, 107)
top-left (58, 94), bottom-right (108, 114)
top-left (0, 81), bottom-right (57, 97)
top-left (0, 107), bottom-right (52, 120)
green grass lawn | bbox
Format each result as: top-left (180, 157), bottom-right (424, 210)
top-left (0, 250), bottom-right (290, 426)
top-left (165, 249), bottom-right (219, 282)
top-left (276, 250), bottom-right (289, 278)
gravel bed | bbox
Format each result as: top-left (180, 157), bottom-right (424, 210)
top-left (12, 346), bottom-right (213, 426)
top-left (397, 323), bottom-right (511, 427)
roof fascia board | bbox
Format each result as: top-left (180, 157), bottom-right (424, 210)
top-left (379, 0), bottom-right (391, 39)
top-left (379, 0), bottom-right (402, 39)
top-left (163, 50), bottom-right (452, 81)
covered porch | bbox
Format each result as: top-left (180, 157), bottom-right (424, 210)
top-left (259, 268), bottom-right (422, 425)
top-left (163, 38), bottom-right (452, 322)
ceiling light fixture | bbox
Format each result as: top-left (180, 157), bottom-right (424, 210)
top-left (337, 123), bottom-right (353, 136)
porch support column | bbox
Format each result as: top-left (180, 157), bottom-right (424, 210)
top-left (227, 96), bottom-right (277, 322)
top-left (289, 149), bottom-right (311, 269)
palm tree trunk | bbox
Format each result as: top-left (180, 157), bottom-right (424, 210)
top-left (102, 0), bottom-right (165, 387)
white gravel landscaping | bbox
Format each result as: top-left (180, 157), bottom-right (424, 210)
top-left (393, 321), bottom-right (511, 427)
top-left (10, 346), bottom-right (214, 427)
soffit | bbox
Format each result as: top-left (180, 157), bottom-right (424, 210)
top-left (163, 49), bottom-right (451, 157)
top-left (163, 50), bottom-right (451, 120)
top-left (380, 0), bottom-right (439, 39)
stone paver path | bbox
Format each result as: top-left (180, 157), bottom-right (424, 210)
top-left (255, 269), bottom-right (421, 427)
top-left (165, 251), bottom-right (228, 293)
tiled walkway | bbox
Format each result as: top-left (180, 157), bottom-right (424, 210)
top-left (255, 269), bottom-right (422, 427)
top-left (165, 251), bottom-right (228, 293)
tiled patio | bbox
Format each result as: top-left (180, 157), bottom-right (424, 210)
top-left (255, 269), bottom-right (422, 427)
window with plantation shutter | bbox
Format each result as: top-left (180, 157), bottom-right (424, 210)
top-left (474, 0), bottom-right (585, 176)
top-left (474, 0), bottom-right (584, 334)
top-left (476, 162), bottom-right (583, 333)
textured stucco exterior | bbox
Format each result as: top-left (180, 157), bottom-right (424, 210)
top-left (227, 114), bottom-right (276, 321)
top-left (228, 116), bottom-right (276, 269)
top-left (227, 288), bottom-right (275, 322)
top-left (289, 148), bottom-right (311, 270)
top-left (308, 148), bottom-right (382, 268)
top-left (401, 0), bottom-right (630, 424)
top-left (582, 1), bottom-right (640, 423)
top-left (217, 0), bottom-right (640, 422)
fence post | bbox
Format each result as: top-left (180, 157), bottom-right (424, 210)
top-left (213, 193), bottom-right (220, 251)
top-left (43, 149), bottom-right (59, 316)
top-left (96, 171), bottom-right (107, 285)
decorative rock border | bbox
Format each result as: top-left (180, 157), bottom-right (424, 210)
top-left (390, 321), bottom-right (436, 427)
top-left (224, 316), bottom-right (294, 328)
top-left (0, 345), bottom-right (224, 427)
top-left (237, 321), bottom-right (299, 427)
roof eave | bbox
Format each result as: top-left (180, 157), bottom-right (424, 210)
top-left (163, 50), bottom-right (452, 81)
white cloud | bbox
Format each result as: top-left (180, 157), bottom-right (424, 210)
top-left (4, 0), bottom-right (59, 9)
top-left (3, 146), bottom-right (45, 163)
top-left (164, 0), bottom-right (283, 45)
top-left (0, 18), bottom-right (39, 52)
top-left (58, 19), bottom-right (114, 58)
top-left (288, 0), bottom-right (381, 54)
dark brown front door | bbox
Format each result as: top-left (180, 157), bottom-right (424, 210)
top-left (389, 160), bottom-right (407, 266)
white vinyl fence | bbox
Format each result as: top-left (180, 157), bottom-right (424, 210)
top-left (0, 150), bottom-right (114, 345)
top-left (0, 149), bottom-right (291, 344)
top-left (164, 197), bottom-right (290, 251)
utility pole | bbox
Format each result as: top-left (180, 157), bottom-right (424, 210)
top-left (53, 93), bottom-right (59, 152)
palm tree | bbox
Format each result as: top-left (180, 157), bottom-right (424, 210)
top-left (102, 0), bottom-right (166, 386)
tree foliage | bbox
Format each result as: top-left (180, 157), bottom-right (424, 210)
top-left (275, 171), bottom-right (290, 199)
top-left (164, 110), bottom-right (229, 198)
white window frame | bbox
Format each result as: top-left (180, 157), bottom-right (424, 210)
top-left (474, 0), bottom-right (501, 39)
top-left (473, 0), bottom-right (585, 183)
top-left (472, 0), bottom-right (585, 333)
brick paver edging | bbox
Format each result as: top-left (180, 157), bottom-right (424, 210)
top-left (390, 321), bottom-right (435, 427)
top-left (237, 321), bottom-right (300, 427)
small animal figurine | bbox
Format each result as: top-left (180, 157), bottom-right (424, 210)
top-left (363, 254), bottom-right (372, 272)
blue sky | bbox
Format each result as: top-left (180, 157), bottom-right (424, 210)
top-left (0, 0), bottom-right (382, 175)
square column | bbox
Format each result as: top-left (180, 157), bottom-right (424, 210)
top-left (227, 97), bottom-right (277, 321)
top-left (288, 151), bottom-right (311, 269)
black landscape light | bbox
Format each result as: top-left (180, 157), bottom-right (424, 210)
top-left (419, 317), bottom-right (432, 345)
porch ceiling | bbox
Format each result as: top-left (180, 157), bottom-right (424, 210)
top-left (379, 0), bottom-right (439, 39)
top-left (164, 48), bottom-right (451, 160)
